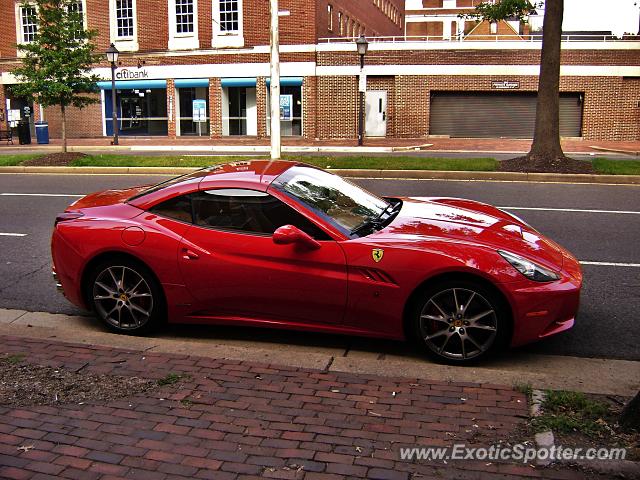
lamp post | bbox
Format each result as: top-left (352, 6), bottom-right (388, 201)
top-left (106, 43), bottom-right (120, 145)
top-left (355, 35), bottom-right (369, 147)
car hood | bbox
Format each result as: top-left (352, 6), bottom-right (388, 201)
top-left (68, 186), bottom-right (150, 210)
top-left (371, 197), bottom-right (565, 269)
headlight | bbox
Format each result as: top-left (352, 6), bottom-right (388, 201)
top-left (498, 250), bottom-right (560, 282)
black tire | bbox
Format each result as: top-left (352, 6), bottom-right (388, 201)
top-left (86, 257), bottom-right (166, 335)
top-left (408, 279), bottom-right (510, 364)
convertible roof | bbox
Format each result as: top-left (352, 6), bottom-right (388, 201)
top-left (128, 160), bottom-right (300, 210)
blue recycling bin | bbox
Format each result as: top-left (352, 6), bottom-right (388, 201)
top-left (35, 122), bottom-right (49, 144)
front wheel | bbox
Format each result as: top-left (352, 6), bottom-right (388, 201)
top-left (409, 280), bottom-right (509, 364)
top-left (87, 259), bottom-right (165, 335)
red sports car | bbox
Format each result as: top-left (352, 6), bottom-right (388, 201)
top-left (51, 161), bottom-right (582, 364)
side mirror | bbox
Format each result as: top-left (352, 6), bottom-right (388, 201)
top-left (273, 225), bottom-right (321, 250)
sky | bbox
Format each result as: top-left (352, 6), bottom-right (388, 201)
top-left (530, 0), bottom-right (640, 35)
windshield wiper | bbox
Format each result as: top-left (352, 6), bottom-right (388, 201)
top-left (350, 200), bottom-right (402, 237)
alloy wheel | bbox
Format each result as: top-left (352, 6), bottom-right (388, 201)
top-left (92, 266), bottom-right (154, 331)
top-left (419, 287), bottom-right (498, 361)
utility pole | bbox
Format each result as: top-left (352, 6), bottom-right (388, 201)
top-left (269, 0), bottom-right (281, 160)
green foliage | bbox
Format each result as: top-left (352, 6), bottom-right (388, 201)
top-left (461, 0), bottom-right (542, 23)
top-left (4, 353), bottom-right (26, 364)
top-left (532, 390), bottom-right (611, 436)
top-left (11, 0), bottom-right (101, 109)
top-left (157, 373), bottom-right (187, 386)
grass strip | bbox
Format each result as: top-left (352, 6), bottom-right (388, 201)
top-left (67, 154), bottom-right (498, 171)
top-left (0, 154), bottom-right (42, 166)
top-left (593, 158), bottom-right (640, 176)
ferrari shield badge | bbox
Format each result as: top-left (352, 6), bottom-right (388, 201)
top-left (372, 249), bottom-right (384, 263)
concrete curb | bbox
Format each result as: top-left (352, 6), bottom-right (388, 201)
top-left (1, 165), bottom-right (640, 184)
top-left (590, 145), bottom-right (640, 156)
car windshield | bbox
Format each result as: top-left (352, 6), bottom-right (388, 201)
top-left (273, 166), bottom-right (389, 237)
top-left (127, 167), bottom-right (216, 201)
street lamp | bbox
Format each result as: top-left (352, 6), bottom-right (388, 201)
top-left (355, 35), bottom-right (369, 146)
top-left (106, 43), bottom-right (120, 145)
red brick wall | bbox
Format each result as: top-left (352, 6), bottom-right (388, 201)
top-left (316, 76), bottom-right (357, 139)
top-left (43, 95), bottom-right (104, 139)
top-left (0, 86), bottom-right (8, 130)
top-left (199, 0), bottom-right (213, 48)
top-left (88, 1), bottom-right (111, 53)
top-left (167, 79), bottom-right (176, 138)
top-left (302, 76), bottom-right (317, 139)
top-left (1, 2), bottom-right (18, 59)
top-left (138, 0), bottom-right (169, 51)
top-left (317, 0), bottom-right (404, 39)
top-left (208, 77), bottom-right (222, 138)
top-left (256, 76), bottom-right (267, 138)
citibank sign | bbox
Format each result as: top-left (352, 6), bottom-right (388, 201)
top-left (115, 68), bottom-right (150, 80)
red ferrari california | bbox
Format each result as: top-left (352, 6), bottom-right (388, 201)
top-left (51, 161), bottom-right (582, 363)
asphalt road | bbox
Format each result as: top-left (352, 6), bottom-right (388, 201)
top-left (0, 173), bottom-right (638, 361)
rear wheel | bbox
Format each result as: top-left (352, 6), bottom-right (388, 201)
top-left (88, 259), bottom-right (164, 335)
top-left (409, 280), bottom-right (509, 364)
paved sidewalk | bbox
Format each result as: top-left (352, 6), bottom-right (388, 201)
top-left (1, 136), bottom-right (639, 155)
top-left (0, 335), bottom-right (610, 480)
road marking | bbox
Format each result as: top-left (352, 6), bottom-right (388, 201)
top-left (501, 206), bottom-right (640, 215)
top-left (0, 233), bottom-right (27, 237)
top-left (0, 193), bottom-right (83, 198)
top-left (581, 261), bottom-right (640, 268)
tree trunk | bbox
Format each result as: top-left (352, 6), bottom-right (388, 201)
top-left (620, 390), bottom-right (640, 432)
top-left (60, 104), bottom-right (67, 154)
top-left (528, 0), bottom-right (566, 161)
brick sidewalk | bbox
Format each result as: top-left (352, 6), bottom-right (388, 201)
top-left (0, 335), bottom-right (599, 480)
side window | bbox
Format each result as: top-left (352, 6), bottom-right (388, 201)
top-left (150, 195), bottom-right (193, 223)
top-left (192, 189), bottom-right (331, 240)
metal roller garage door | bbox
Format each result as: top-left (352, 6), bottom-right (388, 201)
top-left (429, 92), bottom-right (583, 138)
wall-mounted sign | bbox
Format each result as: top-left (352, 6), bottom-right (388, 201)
top-left (280, 94), bottom-right (293, 121)
top-left (115, 68), bottom-right (150, 80)
top-left (359, 73), bottom-right (367, 93)
top-left (492, 80), bottom-right (520, 90)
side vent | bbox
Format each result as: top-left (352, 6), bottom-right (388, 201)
top-left (357, 267), bottom-right (397, 285)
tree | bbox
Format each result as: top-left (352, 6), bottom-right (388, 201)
top-left (464, 1), bottom-right (573, 171)
top-left (620, 390), bottom-right (640, 432)
top-left (12, 0), bottom-right (101, 152)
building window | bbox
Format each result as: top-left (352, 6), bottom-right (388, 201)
top-left (67, 1), bottom-right (87, 39)
top-left (175, 0), bottom-right (194, 33)
top-left (338, 12), bottom-right (342, 35)
top-left (212, 0), bottom-right (243, 47)
top-left (115, 0), bottom-right (135, 38)
top-left (169, 0), bottom-right (198, 49)
top-left (219, 0), bottom-right (239, 32)
top-left (327, 4), bottom-right (333, 31)
top-left (20, 6), bottom-right (38, 43)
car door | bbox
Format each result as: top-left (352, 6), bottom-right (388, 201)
top-left (177, 188), bottom-right (348, 325)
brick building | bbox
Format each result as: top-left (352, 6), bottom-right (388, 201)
top-left (0, 0), bottom-right (638, 142)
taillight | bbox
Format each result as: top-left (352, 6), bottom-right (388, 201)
top-left (55, 212), bottom-right (84, 226)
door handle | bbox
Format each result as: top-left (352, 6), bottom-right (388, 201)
top-left (182, 248), bottom-right (200, 260)
top-left (382, 112), bottom-right (386, 121)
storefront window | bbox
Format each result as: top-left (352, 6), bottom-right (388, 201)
top-left (105, 88), bottom-right (168, 136)
top-left (267, 85), bottom-right (302, 137)
top-left (178, 87), bottom-right (210, 136)
top-left (222, 86), bottom-right (257, 136)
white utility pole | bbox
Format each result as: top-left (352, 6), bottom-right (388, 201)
top-left (269, 0), bottom-right (281, 160)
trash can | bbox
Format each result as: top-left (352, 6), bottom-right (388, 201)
top-left (35, 122), bottom-right (49, 144)
top-left (17, 120), bottom-right (31, 145)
